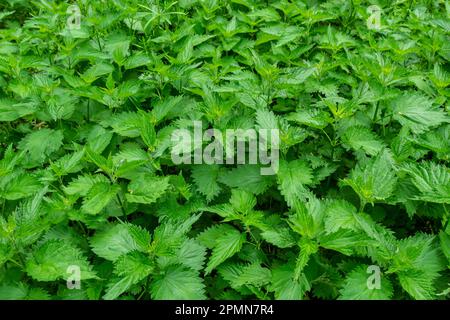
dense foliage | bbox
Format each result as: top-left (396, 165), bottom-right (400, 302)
top-left (0, 0), bottom-right (449, 300)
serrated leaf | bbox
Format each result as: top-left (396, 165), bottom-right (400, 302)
top-left (25, 240), bottom-right (96, 281)
top-left (277, 160), bottom-right (313, 206)
top-left (324, 200), bottom-right (359, 234)
top-left (18, 129), bottom-right (63, 166)
top-left (191, 164), bottom-right (223, 202)
top-left (205, 228), bottom-right (246, 274)
top-left (150, 265), bottom-right (206, 300)
top-left (339, 265), bottom-right (393, 300)
top-left (391, 93), bottom-right (450, 134)
top-left (64, 174), bottom-right (109, 197)
top-left (90, 223), bottom-right (150, 261)
top-left (341, 150), bottom-right (397, 205)
top-left (126, 175), bottom-right (170, 204)
top-left (341, 126), bottom-right (384, 156)
top-left (218, 165), bottom-right (274, 195)
top-left (391, 233), bottom-right (445, 300)
top-left (103, 251), bottom-right (154, 300)
top-left (269, 262), bottom-right (311, 300)
top-left (81, 182), bottom-right (120, 215)
top-left (197, 224), bottom-right (237, 249)
top-left (1, 173), bottom-right (42, 200)
top-left (401, 161), bottom-right (450, 203)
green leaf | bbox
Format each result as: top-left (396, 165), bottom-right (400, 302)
top-left (90, 223), bottom-right (150, 261)
top-left (176, 239), bottom-right (207, 272)
top-left (324, 200), bottom-right (359, 234)
top-left (81, 63), bottom-right (115, 83)
top-left (287, 109), bottom-right (332, 129)
top-left (205, 227), bottom-right (246, 274)
top-left (87, 125), bottom-right (113, 154)
top-left (18, 129), bottom-right (64, 166)
top-left (256, 108), bottom-right (278, 130)
top-left (339, 265), bottom-right (393, 300)
top-left (294, 238), bottom-right (318, 280)
top-left (1, 172), bottom-right (42, 200)
top-left (269, 262), bottom-right (311, 300)
top-left (390, 93), bottom-right (450, 134)
top-left (218, 165), bottom-right (274, 195)
top-left (101, 112), bottom-right (142, 138)
top-left (139, 112), bottom-right (157, 150)
top-left (219, 262), bottom-right (271, 288)
top-left (229, 189), bottom-right (256, 214)
top-left (151, 214), bottom-right (202, 257)
top-left (197, 224), bottom-right (237, 249)
top-left (341, 126), bottom-right (385, 156)
top-left (288, 198), bottom-right (324, 239)
top-left (103, 251), bottom-right (154, 300)
top-left (25, 240), bottom-right (96, 281)
top-left (64, 174), bottom-right (109, 197)
top-left (319, 230), bottom-right (374, 256)
top-left (439, 231), bottom-right (450, 267)
top-left (81, 182), bottom-right (120, 215)
top-left (341, 150), bottom-right (397, 205)
top-left (150, 265), bottom-right (206, 300)
top-left (151, 96), bottom-right (183, 124)
top-left (391, 233), bottom-right (445, 300)
top-left (260, 227), bottom-right (296, 248)
top-left (191, 164), bottom-right (223, 202)
top-left (126, 175), bottom-right (170, 204)
top-left (401, 161), bottom-right (450, 203)
top-left (50, 150), bottom-right (85, 176)
top-left (0, 99), bottom-right (36, 121)
top-left (277, 160), bottom-right (313, 206)
top-left (157, 238), bottom-right (207, 272)
top-left (0, 284), bottom-right (50, 300)
top-left (124, 52), bottom-right (152, 70)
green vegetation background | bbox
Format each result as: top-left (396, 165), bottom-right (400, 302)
top-left (0, 0), bottom-right (449, 300)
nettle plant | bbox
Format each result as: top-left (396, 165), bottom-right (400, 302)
top-left (0, 0), bottom-right (449, 300)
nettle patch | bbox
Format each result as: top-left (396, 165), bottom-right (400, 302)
top-left (0, 0), bottom-right (449, 300)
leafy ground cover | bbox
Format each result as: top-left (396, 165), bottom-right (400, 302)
top-left (0, 0), bottom-right (449, 300)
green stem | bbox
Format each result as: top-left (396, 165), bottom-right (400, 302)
top-left (116, 194), bottom-right (127, 219)
top-left (372, 101), bottom-right (380, 123)
top-left (0, 198), bottom-right (5, 217)
top-left (11, 239), bottom-right (26, 268)
top-left (8, 258), bottom-right (23, 268)
top-left (359, 199), bottom-right (367, 212)
top-left (87, 99), bottom-right (90, 122)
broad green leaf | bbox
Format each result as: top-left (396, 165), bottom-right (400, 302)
top-left (390, 93), bottom-right (449, 134)
top-left (341, 150), bottom-right (397, 205)
top-left (126, 175), bottom-right (170, 204)
top-left (269, 262), bottom-right (311, 300)
top-left (81, 182), bottom-right (120, 215)
top-left (277, 160), bottom-right (313, 206)
top-left (0, 99), bottom-right (36, 121)
top-left (150, 265), bottom-right (206, 300)
top-left (90, 223), bottom-right (150, 261)
top-left (26, 240), bottom-right (96, 281)
top-left (218, 165), bottom-right (274, 195)
top-left (391, 233), bottom-right (445, 300)
top-left (18, 129), bottom-right (64, 166)
top-left (339, 265), bottom-right (393, 300)
top-left (191, 164), bottom-right (223, 202)
top-left (324, 200), bottom-right (359, 234)
top-left (1, 173), bottom-right (41, 200)
top-left (205, 227), bottom-right (246, 274)
top-left (103, 251), bottom-right (154, 300)
top-left (0, 284), bottom-right (50, 300)
top-left (401, 161), bottom-right (450, 203)
top-left (341, 126), bottom-right (385, 156)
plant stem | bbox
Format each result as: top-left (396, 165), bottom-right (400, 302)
top-left (116, 194), bottom-right (127, 219)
